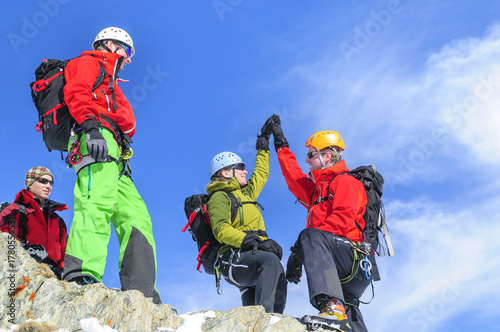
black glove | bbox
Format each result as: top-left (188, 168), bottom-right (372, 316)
top-left (255, 115), bottom-right (275, 151)
top-left (80, 119), bottom-right (108, 162)
top-left (24, 244), bottom-right (49, 262)
top-left (259, 239), bottom-right (283, 260)
top-left (269, 114), bottom-right (289, 151)
top-left (286, 242), bottom-right (303, 284)
top-left (241, 233), bottom-right (261, 254)
top-left (256, 135), bottom-right (269, 151)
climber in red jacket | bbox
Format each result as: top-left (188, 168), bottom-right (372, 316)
top-left (268, 114), bottom-right (371, 332)
top-left (0, 166), bottom-right (68, 278)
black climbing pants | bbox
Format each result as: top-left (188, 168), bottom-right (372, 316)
top-left (219, 248), bottom-right (287, 314)
top-left (298, 228), bottom-right (371, 332)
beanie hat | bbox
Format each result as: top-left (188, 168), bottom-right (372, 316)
top-left (25, 166), bottom-right (53, 189)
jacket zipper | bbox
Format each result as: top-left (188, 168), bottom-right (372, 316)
top-left (102, 89), bottom-right (110, 112)
top-left (238, 198), bottom-right (244, 226)
top-left (87, 165), bottom-right (92, 199)
top-left (308, 176), bottom-right (326, 227)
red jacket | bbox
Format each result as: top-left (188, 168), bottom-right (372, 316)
top-left (277, 147), bottom-right (367, 242)
top-left (0, 190), bottom-right (69, 268)
top-left (64, 50), bottom-right (136, 138)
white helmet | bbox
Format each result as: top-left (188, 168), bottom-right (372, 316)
top-left (93, 27), bottom-right (135, 57)
top-left (209, 152), bottom-right (245, 178)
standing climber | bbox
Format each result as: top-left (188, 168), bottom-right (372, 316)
top-left (206, 117), bottom-right (287, 313)
top-left (62, 27), bottom-right (161, 304)
top-left (269, 114), bottom-right (371, 332)
top-left (0, 167), bottom-right (68, 278)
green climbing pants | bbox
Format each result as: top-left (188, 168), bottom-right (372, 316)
top-left (63, 128), bottom-right (161, 304)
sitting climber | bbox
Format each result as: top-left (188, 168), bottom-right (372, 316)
top-left (0, 166), bottom-right (69, 278)
top-left (206, 116), bottom-right (287, 313)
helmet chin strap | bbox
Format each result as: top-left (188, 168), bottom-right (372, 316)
top-left (319, 152), bottom-right (337, 169)
top-left (222, 168), bottom-right (236, 180)
top-left (101, 40), bottom-right (119, 54)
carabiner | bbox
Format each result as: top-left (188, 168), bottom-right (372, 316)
top-left (215, 266), bottom-right (222, 295)
top-left (123, 147), bottom-right (133, 160)
top-left (68, 140), bottom-right (83, 165)
top-left (360, 255), bottom-right (372, 280)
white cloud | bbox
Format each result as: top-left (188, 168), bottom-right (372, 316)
top-left (363, 197), bottom-right (500, 332)
top-left (425, 24), bottom-right (500, 164)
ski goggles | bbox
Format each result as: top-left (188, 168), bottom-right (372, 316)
top-left (307, 151), bottom-right (322, 159)
top-left (120, 44), bottom-right (132, 57)
top-left (37, 178), bottom-right (54, 186)
top-left (228, 163), bottom-right (246, 171)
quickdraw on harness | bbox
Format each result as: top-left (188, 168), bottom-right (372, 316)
top-left (214, 255), bottom-right (223, 295)
top-left (339, 240), bottom-right (372, 283)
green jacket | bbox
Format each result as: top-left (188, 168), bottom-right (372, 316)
top-left (206, 150), bottom-right (269, 257)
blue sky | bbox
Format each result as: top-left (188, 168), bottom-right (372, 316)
top-left (2, 1), bottom-right (500, 331)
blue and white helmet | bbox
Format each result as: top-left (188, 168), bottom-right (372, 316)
top-left (209, 152), bottom-right (245, 178)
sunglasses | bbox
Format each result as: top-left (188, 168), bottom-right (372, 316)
top-left (307, 151), bottom-right (322, 159)
top-left (120, 44), bottom-right (132, 57)
top-left (37, 178), bottom-right (54, 186)
top-left (229, 163), bottom-right (246, 171)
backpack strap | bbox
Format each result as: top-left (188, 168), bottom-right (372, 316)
top-left (229, 192), bottom-right (265, 227)
top-left (206, 191), bottom-right (239, 224)
top-left (309, 172), bottom-right (365, 233)
top-left (225, 192), bottom-right (239, 224)
top-left (207, 191), bottom-right (264, 228)
top-left (309, 171), bottom-right (350, 208)
top-left (82, 55), bottom-right (115, 110)
top-left (92, 62), bottom-right (107, 92)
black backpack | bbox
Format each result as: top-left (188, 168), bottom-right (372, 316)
top-left (182, 192), bottom-right (238, 275)
top-left (349, 165), bottom-right (394, 281)
top-left (30, 57), bottom-right (107, 152)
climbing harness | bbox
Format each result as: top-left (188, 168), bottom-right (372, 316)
top-left (66, 117), bottom-right (134, 179)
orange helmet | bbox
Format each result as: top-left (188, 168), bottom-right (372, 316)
top-left (305, 131), bottom-right (345, 151)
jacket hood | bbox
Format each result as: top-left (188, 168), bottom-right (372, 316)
top-left (206, 177), bottom-right (241, 195)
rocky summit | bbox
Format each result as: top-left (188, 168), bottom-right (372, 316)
top-left (0, 233), bottom-right (312, 332)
